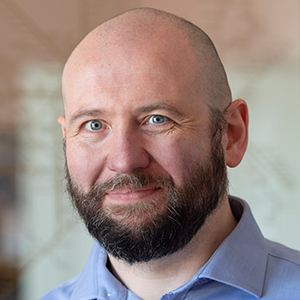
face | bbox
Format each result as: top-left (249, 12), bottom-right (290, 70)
top-left (61, 30), bottom-right (228, 263)
top-left (66, 131), bottom-right (227, 264)
top-left (63, 32), bottom-right (214, 192)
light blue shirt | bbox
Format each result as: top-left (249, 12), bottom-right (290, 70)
top-left (41, 197), bottom-right (300, 299)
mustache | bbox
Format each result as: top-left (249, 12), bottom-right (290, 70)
top-left (84, 172), bottom-right (174, 198)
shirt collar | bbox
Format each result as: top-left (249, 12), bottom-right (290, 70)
top-left (196, 196), bottom-right (268, 298)
top-left (70, 243), bottom-right (128, 300)
top-left (70, 197), bottom-right (268, 299)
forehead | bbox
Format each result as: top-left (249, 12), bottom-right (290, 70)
top-left (62, 26), bottom-right (204, 117)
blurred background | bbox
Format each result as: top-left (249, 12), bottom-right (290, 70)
top-left (0, 0), bottom-right (299, 299)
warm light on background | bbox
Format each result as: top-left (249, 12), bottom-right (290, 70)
top-left (0, 1), bottom-right (299, 299)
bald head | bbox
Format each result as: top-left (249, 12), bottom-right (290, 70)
top-left (62, 8), bottom-right (231, 113)
top-left (59, 9), bottom-right (249, 266)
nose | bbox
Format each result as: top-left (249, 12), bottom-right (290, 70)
top-left (106, 127), bottom-right (151, 174)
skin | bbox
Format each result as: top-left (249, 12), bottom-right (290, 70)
top-left (59, 9), bottom-right (249, 300)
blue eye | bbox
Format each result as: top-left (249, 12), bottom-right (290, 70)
top-left (86, 120), bottom-right (103, 131)
top-left (148, 115), bottom-right (165, 124)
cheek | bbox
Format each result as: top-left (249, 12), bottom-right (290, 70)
top-left (66, 142), bottom-right (104, 189)
top-left (149, 136), bottom-right (209, 187)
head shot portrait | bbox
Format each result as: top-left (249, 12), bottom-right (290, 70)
top-left (39, 7), bottom-right (300, 300)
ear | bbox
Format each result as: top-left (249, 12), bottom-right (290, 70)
top-left (58, 115), bottom-right (66, 139)
top-left (224, 99), bottom-right (249, 168)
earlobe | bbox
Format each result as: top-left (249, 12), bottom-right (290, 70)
top-left (58, 115), bottom-right (66, 138)
top-left (224, 99), bottom-right (249, 168)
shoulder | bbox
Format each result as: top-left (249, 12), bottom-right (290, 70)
top-left (39, 242), bottom-right (108, 300)
top-left (39, 276), bottom-right (78, 300)
top-left (264, 240), bottom-right (300, 296)
top-left (267, 239), bottom-right (300, 267)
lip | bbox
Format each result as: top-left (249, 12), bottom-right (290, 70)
top-left (105, 186), bottom-right (162, 203)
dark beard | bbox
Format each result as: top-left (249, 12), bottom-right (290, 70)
top-left (66, 120), bottom-right (227, 264)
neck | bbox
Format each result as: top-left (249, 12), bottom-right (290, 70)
top-left (107, 197), bottom-right (236, 300)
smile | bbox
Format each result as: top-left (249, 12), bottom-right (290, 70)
top-left (105, 186), bottom-right (162, 203)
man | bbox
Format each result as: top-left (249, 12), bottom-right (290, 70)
top-left (42, 8), bottom-right (300, 300)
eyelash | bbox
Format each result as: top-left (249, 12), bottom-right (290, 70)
top-left (85, 120), bottom-right (103, 131)
top-left (82, 120), bottom-right (110, 134)
top-left (146, 115), bottom-right (166, 124)
top-left (82, 114), bottom-right (172, 132)
top-left (151, 114), bottom-right (175, 124)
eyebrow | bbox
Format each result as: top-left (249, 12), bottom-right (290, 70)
top-left (135, 103), bottom-right (186, 119)
top-left (68, 103), bottom-right (186, 125)
top-left (69, 109), bottom-right (107, 125)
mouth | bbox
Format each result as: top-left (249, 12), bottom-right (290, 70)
top-left (104, 186), bottom-right (162, 204)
